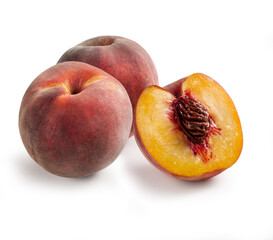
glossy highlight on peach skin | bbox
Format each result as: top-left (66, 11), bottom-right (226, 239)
top-left (134, 73), bottom-right (243, 181)
top-left (58, 35), bottom-right (158, 136)
top-left (19, 62), bottom-right (132, 178)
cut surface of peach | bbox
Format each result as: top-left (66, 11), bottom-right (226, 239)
top-left (134, 73), bottom-right (243, 180)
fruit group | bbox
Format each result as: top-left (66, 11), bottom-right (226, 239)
top-left (134, 73), bottom-right (243, 181)
top-left (19, 62), bottom-right (132, 178)
top-left (57, 35), bottom-right (158, 136)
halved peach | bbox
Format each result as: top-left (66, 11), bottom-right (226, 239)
top-left (134, 73), bottom-right (243, 181)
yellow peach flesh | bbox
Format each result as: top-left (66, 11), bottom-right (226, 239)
top-left (136, 74), bottom-right (243, 178)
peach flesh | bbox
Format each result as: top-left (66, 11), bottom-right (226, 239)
top-left (134, 73), bottom-right (243, 181)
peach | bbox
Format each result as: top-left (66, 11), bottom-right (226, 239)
top-left (19, 62), bottom-right (132, 178)
top-left (134, 73), bottom-right (243, 181)
top-left (57, 35), bottom-right (158, 136)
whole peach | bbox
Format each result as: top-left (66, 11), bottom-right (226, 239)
top-left (19, 62), bottom-right (132, 177)
top-left (57, 36), bottom-right (158, 136)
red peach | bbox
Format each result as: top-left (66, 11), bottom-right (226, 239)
top-left (58, 36), bottom-right (158, 136)
top-left (19, 62), bottom-right (132, 178)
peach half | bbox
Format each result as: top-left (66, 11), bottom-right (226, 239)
top-left (134, 73), bottom-right (243, 181)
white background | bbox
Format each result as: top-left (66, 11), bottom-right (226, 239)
top-left (1, 0), bottom-right (273, 239)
